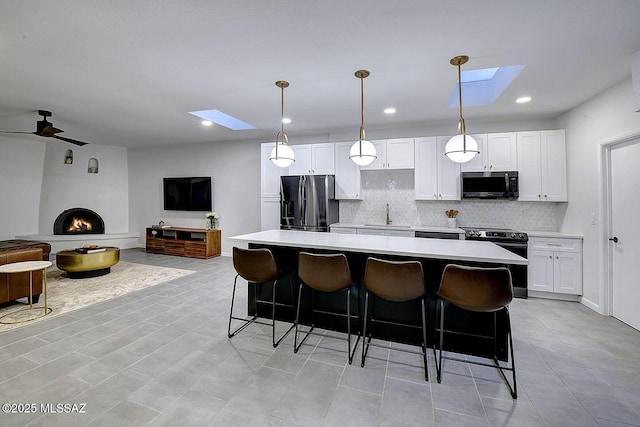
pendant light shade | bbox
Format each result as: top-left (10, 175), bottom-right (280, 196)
top-left (270, 80), bottom-right (295, 168)
top-left (445, 55), bottom-right (479, 163)
top-left (350, 69), bottom-right (377, 166)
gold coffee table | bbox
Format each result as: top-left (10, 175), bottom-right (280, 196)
top-left (56, 247), bottom-right (120, 279)
top-left (0, 260), bottom-right (53, 324)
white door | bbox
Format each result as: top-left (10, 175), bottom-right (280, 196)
top-left (610, 138), bottom-right (640, 330)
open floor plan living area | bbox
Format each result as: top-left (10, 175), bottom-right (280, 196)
top-left (0, 249), bottom-right (639, 426)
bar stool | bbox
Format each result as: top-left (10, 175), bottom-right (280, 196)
top-left (434, 264), bottom-right (517, 398)
top-left (294, 252), bottom-right (360, 364)
top-left (361, 257), bottom-right (428, 381)
top-left (228, 247), bottom-right (295, 348)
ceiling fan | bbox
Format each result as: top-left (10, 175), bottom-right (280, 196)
top-left (0, 110), bottom-right (89, 146)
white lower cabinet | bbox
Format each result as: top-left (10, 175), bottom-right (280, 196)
top-left (528, 237), bottom-right (582, 295)
top-left (330, 227), bottom-right (357, 234)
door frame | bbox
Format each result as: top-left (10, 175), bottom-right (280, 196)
top-left (599, 130), bottom-right (640, 317)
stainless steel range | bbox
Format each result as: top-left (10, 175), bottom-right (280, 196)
top-left (461, 227), bottom-right (528, 298)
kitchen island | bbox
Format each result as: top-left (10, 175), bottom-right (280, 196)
top-left (229, 229), bottom-right (527, 360)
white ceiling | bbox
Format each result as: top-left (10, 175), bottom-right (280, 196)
top-left (1, 0), bottom-right (639, 148)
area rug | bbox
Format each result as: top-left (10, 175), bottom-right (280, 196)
top-left (0, 261), bottom-right (195, 332)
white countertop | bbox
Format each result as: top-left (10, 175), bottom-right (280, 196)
top-left (229, 229), bottom-right (527, 265)
top-left (524, 230), bottom-right (584, 239)
top-left (330, 223), bottom-right (464, 234)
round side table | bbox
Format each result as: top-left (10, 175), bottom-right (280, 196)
top-left (0, 260), bottom-right (53, 324)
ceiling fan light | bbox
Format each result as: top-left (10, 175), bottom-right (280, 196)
top-left (349, 139), bottom-right (377, 166)
top-left (444, 134), bottom-right (479, 163)
top-left (270, 143), bottom-right (295, 168)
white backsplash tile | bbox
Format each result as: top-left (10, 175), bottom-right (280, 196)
top-left (338, 170), bottom-right (561, 231)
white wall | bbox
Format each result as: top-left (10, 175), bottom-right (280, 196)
top-left (39, 143), bottom-right (130, 234)
top-left (0, 136), bottom-right (46, 239)
top-left (557, 77), bottom-right (640, 313)
top-left (127, 139), bottom-right (261, 255)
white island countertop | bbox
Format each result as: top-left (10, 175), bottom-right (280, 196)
top-left (229, 229), bottom-right (527, 265)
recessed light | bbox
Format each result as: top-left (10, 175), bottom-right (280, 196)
top-left (282, 118), bottom-right (291, 124)
top-left (516, 96), bottom-right (532, 104)
top-left (384, 108), bottom-right (396, 114)
top-left (202, 120), bottom-right (213, 126)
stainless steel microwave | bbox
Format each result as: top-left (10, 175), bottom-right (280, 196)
top-left (461, 171), bottom-right (519, 199)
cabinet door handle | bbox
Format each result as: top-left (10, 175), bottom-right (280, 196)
top-left (556, 256), bottom-right (559, 260)
top-left (609, 236), bottom-right (619, 243)
top-left (547, 243), bottom-right (562, 247)
top-left (549, 256), bottom-right (552, 259)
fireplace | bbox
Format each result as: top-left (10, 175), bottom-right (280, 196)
top-left (53, 208), bottom-right (105, 235)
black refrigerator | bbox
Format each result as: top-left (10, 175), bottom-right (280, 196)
top-left (280, 175), bottom-right (339, 232)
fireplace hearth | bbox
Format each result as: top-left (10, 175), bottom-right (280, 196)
top-left (54, 208), bottom-right (105, 235)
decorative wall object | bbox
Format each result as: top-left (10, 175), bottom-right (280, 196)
top-left (88, 158), bottom-right (98, 173)
top-left (64, 149), bottom-right (73, 164)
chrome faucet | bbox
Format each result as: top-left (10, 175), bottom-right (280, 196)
top-left (386, 203), bottom-right (392, 225)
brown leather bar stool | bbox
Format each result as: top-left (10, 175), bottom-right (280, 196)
top-left (294, 252), bottom-right (360, 364)
top-left (361, 257), bottom-right (428, 381)
top-left (228, 247), bottom-right (295, 348)
top-left (434, 264), bottom-right (517, 398)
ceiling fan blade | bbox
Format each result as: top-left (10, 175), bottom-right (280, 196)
top-left (53, 135), bottom-right (89, 146)
top-left (0, 130), bottom-right (35, 134)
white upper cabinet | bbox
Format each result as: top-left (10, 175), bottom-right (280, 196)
top-left (458, 133), bottom-right (487, 172)
top-left (288, 143), bottom-right (335, 175)
top-left (360, 138), bottom-right (414, 170)
top-left (461, 132), bottom-right (517, 172)
top-left (541, 130), bottom-right (568, 202)
top-left (334, 142), bottom-right (362, 199)
top-left (261, 142), bottom-right (284, 198)
top-left (517, 130), bottom-right (567, 202)
top-left (414, 137), bottom-right (460, 200)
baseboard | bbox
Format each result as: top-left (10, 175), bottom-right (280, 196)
top-left (528, 290), bottom-right (581, 302)
top-left (579, 296), bottom-right (604, 315)
top-left (16, 233), bottom-right (140, 254)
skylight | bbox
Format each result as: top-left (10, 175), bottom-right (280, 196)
top-left (448, 65), bottom-right (526, 107)
top-left (188, 110), bottom-right (256, 130)
top-left (460, 67), bottom-right (498, 83)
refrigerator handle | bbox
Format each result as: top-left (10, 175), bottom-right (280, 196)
top-left (298, 176), bottom-right (305, 226)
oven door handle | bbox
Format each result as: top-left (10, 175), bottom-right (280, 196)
top-left (494, 241), bottom-right (528, 250)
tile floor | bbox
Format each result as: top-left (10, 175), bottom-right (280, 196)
top-left (0, 249), bottom-right (639, 426)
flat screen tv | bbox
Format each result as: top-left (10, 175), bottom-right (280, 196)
top-left (163, 177), bottom-right (212, 211)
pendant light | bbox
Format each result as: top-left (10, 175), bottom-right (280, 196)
top-left (445, 55), bottom-right (479, 163)
top-left (349, 69), bottom-right (377, 166)
top-left (270, 80), bottom-right (295, 168)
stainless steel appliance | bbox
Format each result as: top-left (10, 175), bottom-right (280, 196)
top-left (461, 227), bottom-right (528, 298)
top-left (280, 175), bottom-right (339, 232)
top-left (461, 171), bottom-right (519, 199)
top-left (415, 231), bottom-right (460, 239)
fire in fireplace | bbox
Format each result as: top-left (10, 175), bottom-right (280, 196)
top-left (54, 208), bottom-right (105, 235)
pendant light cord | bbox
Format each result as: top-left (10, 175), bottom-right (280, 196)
top-left (359, 74), bottom-right (365, 150)
top-left (456, 61), bottom-right (467, 152)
